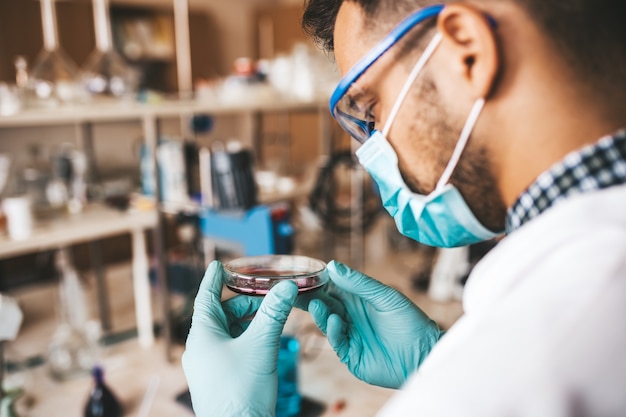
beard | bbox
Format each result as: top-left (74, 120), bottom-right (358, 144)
top-left (396, 74), bottom-right (507, 232)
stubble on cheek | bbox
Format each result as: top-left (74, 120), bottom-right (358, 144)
top-left (394, 77), bottom-right (458, 196)
top-left (452, 145), bottom-right (507, 232)
top-left (396, 138), bottom-right (445, 195)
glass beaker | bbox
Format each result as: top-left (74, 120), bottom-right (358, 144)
top-left (82, 0), bottom-right (138, 100)
top-left (27, 0), bottom-right (83, 108)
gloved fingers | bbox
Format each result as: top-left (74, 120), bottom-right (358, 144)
top-left (295, 284), bottom-right (347, 317)
top-left (308, 299), bottom-right (331, 335)
top-left (293, 287), bottom-right (318, 310)
top-left (193, 261), bottom-right (225, 311)
top-left (222, 295), bottom-right (262, 321)
top-left (229, 319), bottom-right (252, 338)
top-left (222, 295), bottom-right (261, 338)
top-left (327, 260), bottom-right (412, 312)
top-left (326, 313), bottom-right (351, 364)
top-left (246, 280), bottom-right (298, 340)
top-left (189, 261), bottom-right (230, 337)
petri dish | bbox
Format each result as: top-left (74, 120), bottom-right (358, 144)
top-left (224, 255), bottom-right (329, 296)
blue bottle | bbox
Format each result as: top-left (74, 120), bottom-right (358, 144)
top-left (84, 367), bottom-right (122, 417)
top-left (276, 336), bottom-right (301, 417)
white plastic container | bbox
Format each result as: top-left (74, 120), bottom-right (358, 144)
top-left (3, 196), bottom-right (34, 241)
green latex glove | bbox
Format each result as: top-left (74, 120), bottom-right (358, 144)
top-left (182, 261), bottom-right (298, 417)
top-left (307, 260), bottom-right (443, 389)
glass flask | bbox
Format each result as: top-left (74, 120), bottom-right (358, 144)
top-left (81, 0), bottom-right (138, 100)
top-left (48, 249), bottom-right (98, 381)
top-left (27, 0), bottom-right (83, 108)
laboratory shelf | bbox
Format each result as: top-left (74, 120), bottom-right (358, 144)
top-left (0, 203), bottom-right (158, 349)
top-left (0, 96), bottom-right (328, 128)
top-left (0, 203), bottom-right (156, 260)
top-left (160, 181), bottom-right (310, 215)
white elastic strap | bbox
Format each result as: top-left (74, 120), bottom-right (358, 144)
top-left (382, 32), bottom-right (443, 137)
top-left (436, 98), bottom-right (485, 190)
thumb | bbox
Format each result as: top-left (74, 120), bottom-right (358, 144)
top-left (193, 260), bottom-right (224, 311)
top-left (189, 261), bottom-right (229, 334)
top-left (308, 299), bottom-right (331, 335)
top-left (327, 313), bottom-right (351, 364)
top-left (327, 260), bottom-right (410, 311)
top-left (247, 280), bottom-right (298, 339)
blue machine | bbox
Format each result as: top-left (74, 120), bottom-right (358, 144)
top-left (200, 205), bottom-right (294, 256)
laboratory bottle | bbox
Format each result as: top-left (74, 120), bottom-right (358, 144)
top-left (276, 335), bottom-right (301, 417)
top-left (83, 367), bottom-right (123, 417)
top-left (20, 145), bottom-right (54, 212)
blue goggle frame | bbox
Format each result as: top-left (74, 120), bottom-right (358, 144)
top-left (329, 4), bottom-right (445, 143)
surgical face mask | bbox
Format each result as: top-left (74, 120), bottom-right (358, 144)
top-left (355, 33), bottom-right (499, 247)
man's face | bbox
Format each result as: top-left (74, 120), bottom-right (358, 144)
top-left (334, 2), bottom-right (506, 231)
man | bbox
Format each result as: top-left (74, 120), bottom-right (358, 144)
top-left (182, 1), bottom-right (626, 415)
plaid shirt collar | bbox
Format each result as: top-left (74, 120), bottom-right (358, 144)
top-left (506, 130), bottom-right (626, 234)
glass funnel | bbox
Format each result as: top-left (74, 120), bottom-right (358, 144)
top-left (81, 0), bottom-right (138, 100)
top-left (27, 0), bottom-right (83, 108)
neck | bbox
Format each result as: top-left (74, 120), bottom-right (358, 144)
top-left (491, 95), bottom-right (623, 209)
top-left (469, 2), bottom-right (626, 210)
top-left (478, 21), bottom-right (626, 209)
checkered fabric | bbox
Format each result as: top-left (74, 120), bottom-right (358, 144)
top-left (506, 130), bottom-right (626, 234)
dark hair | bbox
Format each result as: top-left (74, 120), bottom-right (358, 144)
top-left (302, 0), bottom-right (441, 51)
top-left (301, 0), bottom-right (343, 52)
top-left (302, 0), bottom-right (626, 101)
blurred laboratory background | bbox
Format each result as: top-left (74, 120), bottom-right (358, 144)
top-left (0, 0), bottom-right (476, 416)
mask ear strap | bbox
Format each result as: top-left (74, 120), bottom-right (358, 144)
top-left (382, 33), bottom-right (443, 137)
top-left (436, 98), bottom-right (485, 190)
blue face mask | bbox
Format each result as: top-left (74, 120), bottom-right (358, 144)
top-left (355, 34), bottom-right (499, 247)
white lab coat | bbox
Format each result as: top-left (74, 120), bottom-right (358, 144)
top-left (378, 185), bottom-right (626, 417)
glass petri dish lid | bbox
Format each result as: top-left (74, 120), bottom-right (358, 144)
top-left (223, 255), bottom-right (329, 296)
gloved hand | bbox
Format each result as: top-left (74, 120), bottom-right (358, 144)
top-left (182, 261), bottom-right (298, 417)
top-left (307, 260), bottom-right (443, 389)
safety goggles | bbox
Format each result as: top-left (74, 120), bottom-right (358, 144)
top-left (329, 4), bottom-right (445, 143)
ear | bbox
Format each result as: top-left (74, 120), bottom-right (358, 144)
top-left (436, 4), bottom-right (500, 98)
